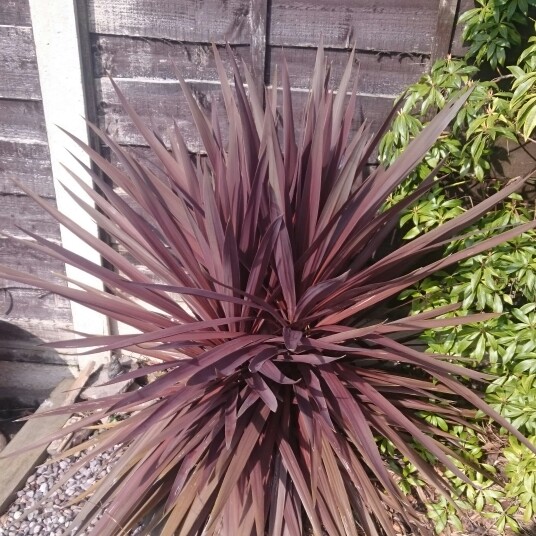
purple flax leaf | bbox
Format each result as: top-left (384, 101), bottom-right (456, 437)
top-left (281, 57), bottom-right (298, 192)
top-left (222, 221), bottom-right (241, 317)
top-left (241, 60), bottom-right (264, 136)
top-left (279, 437), bottom-right (323, 536)
top-left (274, 223), bottom-right (297, 321)
top-left (350, 374), bottom-right (478, 487)
top-left (124, 281), bottom-right (285, 325)
top-left (283, 326), bottom-right (303, 351)
top-left (363, 88), bottom-right (473, 209)
top-left (244, 216), bottom-right (282, 297)
top-left (204, 403), bottom-right (270, 532)
top-left (268, 451), bottom-right (288, 536)
top-left (41, 316), bottom-right (252, 352)
top-left (246, 373), bottom-right (279, 412)
top-left (206, 344), bottom-right (275, 381)
top-left (86, 87), bottom-right (205, 216)
top-left (319, 220), bottom-right (536, 325)
top-left (331, 47), bottom-right (356, 149)
top-left (249, 346), bottom-right (281, 373)
top-left (436, 372), bottom-right (536, 454)
top-left (321, 437), bottom-right (360, 536)
top-left (167, 67), bottom-right (223, 172)
top-left (361, 173), bottom-right (535, 283)
top-left (0, 265), bottom-right (173, 331)
top-left (182, 336), bottom-right (272, 385)
top-left (265, 97), bottom-right (290, 220)
top-left (225, 387), bottom-right (239, 449)
top-left (318, 312), bottom-right (499, 344)
top-left (258, 360), bottom-right (299, 385)
top-left (294, 274), bottom-right (347, 320)
top-left (320, 368), bottom-right (402, 500)
top-left (237, 390), bottom-right (260, 418)
top-left (301, 368), bottom-right (336, 432)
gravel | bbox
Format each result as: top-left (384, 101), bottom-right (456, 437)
top-left (0, 444), bottom-right (144, 536)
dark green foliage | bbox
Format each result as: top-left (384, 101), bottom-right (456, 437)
top-left (379, 1), bottom-right (536, 532)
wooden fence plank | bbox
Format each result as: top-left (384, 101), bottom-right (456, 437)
top-left (0, 100), bottom-right (48, 144)
top-left (268, 0), bottom-right (439, 53)
top-left (0, 141), bottom-right (54, 197)
top-left (88, 0), bottom-right (252, 44)
top-left (96, 78), bottom-right (227, 150)
top-left (0, 241), bottom-right (68, 292)
top-left (286, 89), bottom-right (394, 140)
top-left (0, 0), bottom-right (32, 26)
top-left (450, 0), bottom-right (472, 57)
top-left (96, 77), bottom-right (394, 157)
top-left (76, 0), bottom-right (102, 152)
top-left (250, 0), bottom-right (268, 95)
top-left (92, 35), bottom-right (250, 81)
top-left (0, 288), bottom-right (73, 344)
top-left (269, 47), bottom-right (427, 97)
top-left (0, 193), bottom-right (63, 240)
top-left (0, 26), bottom-right (40, 100)
top-left (430, 0), bottom-right (461, 63)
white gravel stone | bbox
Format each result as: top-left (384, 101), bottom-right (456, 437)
top-left (0, 443), bottom-right (145, 535)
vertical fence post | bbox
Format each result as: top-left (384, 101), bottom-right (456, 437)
top-left (431, 0), bottom-right (462, 64)
top-left (250, 0), bottom-right (269, 97)
top-left (28, 0), bottom-right (109, 366)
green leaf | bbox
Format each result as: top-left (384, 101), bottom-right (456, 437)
top-left (522, 101), bottom-right (536, 140)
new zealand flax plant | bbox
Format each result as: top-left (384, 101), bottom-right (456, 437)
top-left (2, 45), bottom-right (536, 535)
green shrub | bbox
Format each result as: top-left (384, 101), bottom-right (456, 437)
top-left (380, 1), bottom-right (536, 532)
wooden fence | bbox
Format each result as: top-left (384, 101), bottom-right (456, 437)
top-left (1, 0), bottom-right (533, 365)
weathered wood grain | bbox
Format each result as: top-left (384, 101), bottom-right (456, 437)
top-left (249, 0), bottom-right (269, 95)
top-left (0, 100), bottom-right (48, 144)
top-left (289, 90), bottom-right (394, 132)
top-left (0, 0), bottom-right (31, 26)
top-left (93, 38), bottom-right (426, 98)
top-left (76, 0), bottom-right (102, 147)
top-left (268, 0), bottom-right (439, 53)
top-left (0, 288), bottom-right (73, 343)
top-left (96, 77), bottom-right (395, 149)
top-left (92, 35), bottom-right (250, 81)
top-left (450, 0), bottom-right (472, 57)
top-left (88, 0), bottom-right (252, 44)
top-left (430, 0), bottom-right (460, 63)
top-left (95, 77), bottom-right (228, 150)
top-left (269, 47), bottom-right (427, 96)
top-left (0, 238), bottom-right (68, 287)
top-left (0, 193), bottom-right (62, 240)
top-left (0, 140), bottom-right (53, 197)
top-left (0, 195), bottom-right (69, 291)
top-left (0, 26), bottom-right (40, 100)
top-left (286, 90), bottom-right (394, 163)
